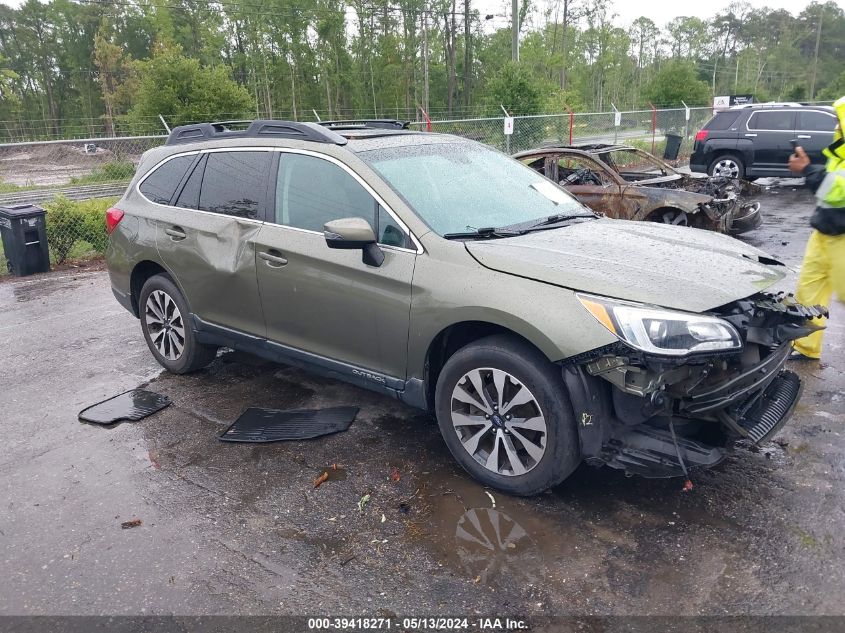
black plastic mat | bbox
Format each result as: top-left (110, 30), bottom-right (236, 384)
top-left (78, 389), bottom-right (172, 425)
top-left (219, 406), bottom-right (359, 443)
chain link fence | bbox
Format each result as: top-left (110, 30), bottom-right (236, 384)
top-left (0, 105), bottom-right (738, 276)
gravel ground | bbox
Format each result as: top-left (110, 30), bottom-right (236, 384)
top-left (1, 187), bottom-right (843, 620)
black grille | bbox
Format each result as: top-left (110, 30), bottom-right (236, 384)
top-left (739, 370), bottom-right (802, 444)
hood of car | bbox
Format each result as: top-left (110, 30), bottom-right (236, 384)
top-left (465, 218), bottom-right (787, 312)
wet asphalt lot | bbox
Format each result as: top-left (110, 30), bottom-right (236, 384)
top-left (1, 187), bottom-right (844, 618)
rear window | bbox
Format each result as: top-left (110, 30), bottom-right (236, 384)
top-left (704, 111), bottom-right (741, 130)
top-left (139, 155), bottom-right (195, 205)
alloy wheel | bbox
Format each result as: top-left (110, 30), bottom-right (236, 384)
top-left (145, 289), bottom-right (186, 361)
top-left (450, 368), bottom-right (547, 476)
top-left (712, 158), bottom-right (740, 178)
top-left (660, 209), bottom-right (689, 226)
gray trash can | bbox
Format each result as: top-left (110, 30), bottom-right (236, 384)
top-left (663, 133), bottom-right (683, 161)
top-left (0, 204), bottom-right (50, 276)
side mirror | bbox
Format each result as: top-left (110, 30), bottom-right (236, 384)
top-left (324, 217), bottom-right (384, 267)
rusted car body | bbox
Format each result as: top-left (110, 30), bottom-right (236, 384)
top-left (515, 144), bottom-right (762, 235)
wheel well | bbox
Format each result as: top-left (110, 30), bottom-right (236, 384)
top-left (129, 260), bottom-right (168, 317)
top-left (709, 151), bottom-right (742, 167)
top-left (423, 322), bottom-right (543, 412)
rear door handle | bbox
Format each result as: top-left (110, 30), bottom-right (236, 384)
top-left (259, 250), bottom-right (288, 267)
top-left (165, 226), bottom-right (186, 241)
top-left (796, 134), bottom-right (812, 139)
top-left (744, 133), bottom-right (757, 137)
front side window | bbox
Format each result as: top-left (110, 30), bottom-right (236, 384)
top-left (748, 111), bottom-right (794, 131)
top-left (360, 141), bottom-right (590, 236)
top-left (139, 155), bottom-right (195, 205)
top-left (798, 111), bottom-right (837, 133)
top-left (275, 153), bottom-right (375, 233)
top-left (557, 155), bottom-right (613, 186)
top-left (198, 151), bottom-right (273, 219)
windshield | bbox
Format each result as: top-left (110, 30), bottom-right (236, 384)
top-left (600, 148), bottom-right (677, 181)
top-left (359, 141), bottom-right (591, 236)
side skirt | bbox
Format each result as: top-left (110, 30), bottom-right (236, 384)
top-left (192, 316), bottom-right (427, 409)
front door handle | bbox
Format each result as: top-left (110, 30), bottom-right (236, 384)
top-left (259, 250), bottom-right (288, 267)
top-left (796, 134), bottom-right (812, 139)
top-left (165, 226), bottom-right (186, 241)
top-left (744, 133), bottom-right (757, 137)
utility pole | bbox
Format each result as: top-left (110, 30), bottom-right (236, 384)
top-left (422, 4), bottom-right (430, 114)
top-left (511, 0), bottom-right (519, 61)
top-left (810, 7), bottom-right (823, 100)
top-left (463, 0), bottom-right (471, 106)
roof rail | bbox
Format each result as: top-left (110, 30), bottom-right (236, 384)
top-left (165, 119), bottom-right (348, 146)
top-left (730, 102), bottom-right (802, 109)
top-left (319, 119), bottom-right (409, 130)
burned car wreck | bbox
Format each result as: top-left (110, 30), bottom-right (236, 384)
top-left (516, 144), bottom-right (762, 235)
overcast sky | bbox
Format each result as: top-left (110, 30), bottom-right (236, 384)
top-left (0, 0), bottom-right (813, 28)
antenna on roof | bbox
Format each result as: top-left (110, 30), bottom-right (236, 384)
top-left (158, 114), bottom-right (171, 134)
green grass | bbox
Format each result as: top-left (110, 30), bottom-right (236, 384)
top-left (70, 161), bottom-right (135, 185)
top-left (0, 180), bottom-right (39, 193)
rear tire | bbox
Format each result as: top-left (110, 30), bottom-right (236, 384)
top-left (139, 274), bottom-right (217, 374)
top-left (434, 335), bottom-right (581, 496)
top-left (708, 154), bottom-right (745, 180)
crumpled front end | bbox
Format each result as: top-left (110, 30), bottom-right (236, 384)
top-left (690, 176), bottom-right (763, 235)
top-left (564, 292), bottom-right (827, 478)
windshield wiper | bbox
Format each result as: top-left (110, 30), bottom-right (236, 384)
top-left (442, 226), bottom-right (521, 240)
top-left (496, 213), bottom-right (597, 235)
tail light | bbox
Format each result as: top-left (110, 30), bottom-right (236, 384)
top-left (694, 130), bottom-right (709, 142)
top-left (106, 207), bottom-right (125, 234)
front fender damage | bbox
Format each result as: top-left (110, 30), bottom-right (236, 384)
top-left (562, 292), bottom-right (826, 478)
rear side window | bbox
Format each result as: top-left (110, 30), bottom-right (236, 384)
top-left (704, 111), bottom-right (741, 130)
top-left (139, 155), bottom-right (195, 205)
top-left (198, 151), bottom-right (273, 220)
top-left (798, 111), bottom-right (837, 132)
top-left (748, 111), bottom-right (794, 131)
top-left (175, 154), bottom-right (206, 210)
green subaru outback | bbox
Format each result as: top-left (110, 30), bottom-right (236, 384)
top-left (106, 119), bottom-right (821, 495)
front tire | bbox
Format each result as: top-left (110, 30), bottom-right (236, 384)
top-left (708, 154), bottom-right (745, 179)
top-left (434, 335), bottom-right (581, 495)
top-left (139, 274), bottom-right (217, 374)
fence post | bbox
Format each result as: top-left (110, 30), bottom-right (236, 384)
top-left (648, 102), bottom-right (657, 154)
top-left (566, 104), bottom-right (574, 145)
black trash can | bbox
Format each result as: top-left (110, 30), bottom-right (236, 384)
top-left (0, 204), bottom-right (50, 276)
top-left (663, 133), bottom-right (683, 161)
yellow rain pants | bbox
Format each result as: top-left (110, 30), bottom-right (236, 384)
top-left (793, 230), bottom-right (845, 358)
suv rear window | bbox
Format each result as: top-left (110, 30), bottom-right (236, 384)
top-left (139, 155), bottom-right (195, 205)
top-left (748, 111), bottom-right (794, 131)
top-left (198, 151), bottom-right (273, 220)
top-left (704, 111), bottom-right (741, 130)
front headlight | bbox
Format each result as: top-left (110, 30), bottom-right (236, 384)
top-left (577, 293), bottom-right (742, 356)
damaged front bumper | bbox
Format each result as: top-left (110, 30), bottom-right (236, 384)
top-left (564, 292), bottom-right (825, 478)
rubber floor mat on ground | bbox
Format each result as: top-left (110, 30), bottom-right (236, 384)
top-left (219, 407), bottom-right (359, 443)
top-left (78, 389), bottom-right (172, 425)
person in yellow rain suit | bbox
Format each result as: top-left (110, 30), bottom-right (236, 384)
top-left (789, 95), bottom-right (845, 360)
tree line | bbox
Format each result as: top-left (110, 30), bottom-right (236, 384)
top-left (0, 0), bottom-right (843, 139)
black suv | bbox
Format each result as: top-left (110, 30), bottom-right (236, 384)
top-left (690, 103), bottom-right (837, 179)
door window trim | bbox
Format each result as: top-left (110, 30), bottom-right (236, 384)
top-left (136, 147), bottom-right (423, 254)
